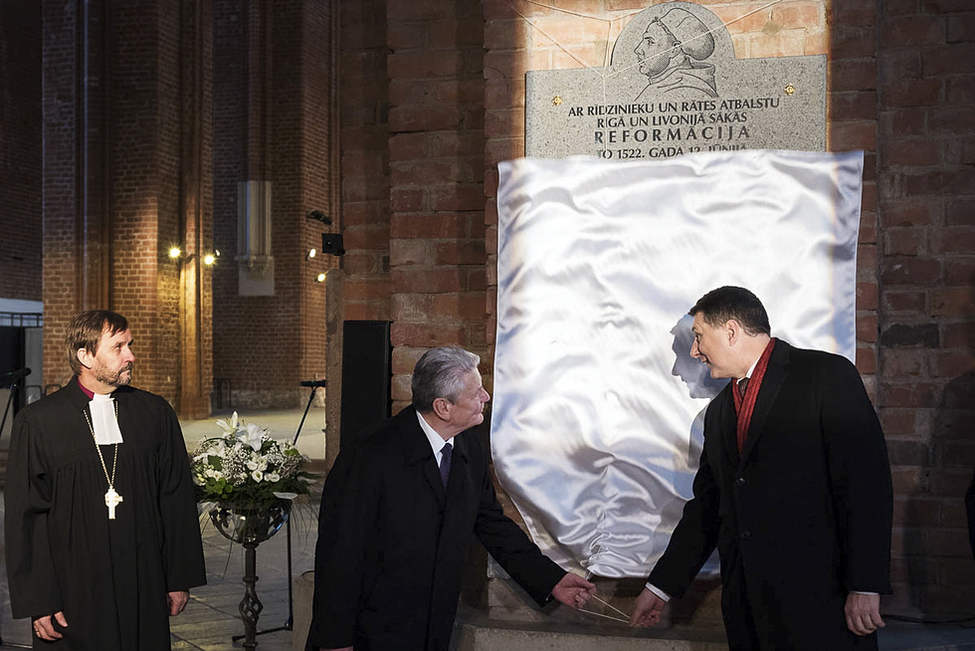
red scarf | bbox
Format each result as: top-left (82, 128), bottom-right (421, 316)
top-left (731, 338), bottom-right (776, 453)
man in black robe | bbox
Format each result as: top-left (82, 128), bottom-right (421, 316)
top-left (306, 346), bottom-right (595, 651)
top-left (5, 310), bottom-right (206, 650)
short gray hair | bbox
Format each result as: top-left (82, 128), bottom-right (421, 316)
top-left (412, 346), bottom-right (480, 413)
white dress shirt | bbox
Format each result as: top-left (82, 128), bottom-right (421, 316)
top-left (416, 410), bottom-right (454, 465)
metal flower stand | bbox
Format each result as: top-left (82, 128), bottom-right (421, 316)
top-left (210, 501), bottom-right (290, 650)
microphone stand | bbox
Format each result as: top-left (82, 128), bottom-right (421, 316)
top-left (0, 368), bottom-right (33, 649)
top-left (230, 379), bottom-right (324, 643)
top-left (0, 368), bottom-right (30, 441)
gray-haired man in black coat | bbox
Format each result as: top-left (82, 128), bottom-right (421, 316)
top-left (306, 346), bottom-right (595, 651)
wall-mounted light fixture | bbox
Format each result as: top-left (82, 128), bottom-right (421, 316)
top-left (315, 272), bottom-right (327, 283)
top-left (167, 247), bottom-right (219, 266)
top-left (305, 248), bottom-right (317, 261)
top-left (306, 210), bottom-right (332, 225)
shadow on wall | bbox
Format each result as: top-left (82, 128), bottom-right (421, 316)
top-left (906, 270), bottom-right (975, 616)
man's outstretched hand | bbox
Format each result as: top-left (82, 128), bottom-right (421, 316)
top-left (629, 588), bottom-right (666, 627)
top-left (551, 572), bottom-right (596, 609)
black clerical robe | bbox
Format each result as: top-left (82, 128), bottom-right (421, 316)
top-left (5, 380), bottom-right (206, 650)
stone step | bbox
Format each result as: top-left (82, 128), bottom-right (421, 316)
top-left (452, 614), bottom-right (727, 651)
top-left (451, 618), bottom-right (975, 651)
top-left (450, 574), bottom-right (728, 651)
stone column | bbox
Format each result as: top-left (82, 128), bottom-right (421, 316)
top-left (42, 0), bottom-right (214, 413)
top-left (177, 0), bottom-right (214, 419)
top-left (41, 0), bottom-right (111, 386)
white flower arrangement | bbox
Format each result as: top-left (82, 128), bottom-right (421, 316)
top-left (192, 411), bottom-right (314, 510)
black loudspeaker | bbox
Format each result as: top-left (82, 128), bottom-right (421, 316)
top-left (322, 233), bottom-right (345, 256)
top-left (340, 320), bottom-right (392, 452)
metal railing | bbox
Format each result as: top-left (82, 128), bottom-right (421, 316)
top-left (0, 312), bottom-right (43, 327)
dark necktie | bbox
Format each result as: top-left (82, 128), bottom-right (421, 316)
top-left (737, 377), bottom-right (749, 398)
top-left (439, 442), bottom-right (452, 488)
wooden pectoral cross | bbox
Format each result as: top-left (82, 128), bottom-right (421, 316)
top-left (105, 487), bottom-right (123, 520)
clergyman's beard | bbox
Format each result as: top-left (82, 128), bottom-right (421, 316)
top-left (96, 362), bottom-right (133, 388)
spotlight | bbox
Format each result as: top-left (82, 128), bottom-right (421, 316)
top-left (306, 248), bottom-right (317, 260)
top-left (315, 272), bottom-right (327, 283)
top-left (169, 247), bottom-right (182, 259)
top-left (307, 210), bottom-right (332, 225)
top-left (203, 253), bottom-right (216, 266)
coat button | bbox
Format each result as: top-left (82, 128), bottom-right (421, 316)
top-left (741, 530), bottom-right (751, 540)
top-left (736, 476), bottom-right (745, 485)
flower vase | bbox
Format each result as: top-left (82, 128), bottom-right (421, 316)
top-left (210, 500), bottom-right (289, 544)
top-left (210, 500), bottom-right (291, 650)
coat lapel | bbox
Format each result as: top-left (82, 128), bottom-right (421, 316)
top-left (739, 340), bottom-right (790, 463)
top-left (401, 407), bottom-right (447, 505)
top-left (716, 385), bottom-right (739, 464)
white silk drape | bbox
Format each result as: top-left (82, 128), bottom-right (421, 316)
top-left (492, 150), bottom-right (864, 577)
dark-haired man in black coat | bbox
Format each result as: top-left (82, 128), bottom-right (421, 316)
top-left (631, 286), bottom-right (892, 651)
top-left (306, 346), bottom-right (595, 651)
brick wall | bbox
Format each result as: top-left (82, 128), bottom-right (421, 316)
top-left (212, 0), bottom-right (301, 408)
top-left (109, 0), bottom-right (181, 398)
top-left (211, 0), bottom-right (301, 409)
top-left (211, 0), bottom-right (247, 403)
top-left (41, 0), bottom-right (86, 384)
top-left (340, 0), bottom-right (392, 322)
top-left (0, 2), bottom-right (42, 303)
top-left (298, 1), bottom-right (335, 391)
top-left (211, 0), bottom-right (335, 410)
top-left (875, 0), bottom-right (975, 615)
top-left (39, 0), bottom-right (213, 413)
top-left (828, 1), bottom-right (882, 384)
top-left (386, 0), bottom-right (488, 412)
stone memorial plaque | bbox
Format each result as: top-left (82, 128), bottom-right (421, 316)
top-left (526, 2), bottom-right (826, 159)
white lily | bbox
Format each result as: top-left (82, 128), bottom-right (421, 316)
top-left (215, 411), bottom-right (240, 434)
top-left (237, 422), bottom-right (264, 451)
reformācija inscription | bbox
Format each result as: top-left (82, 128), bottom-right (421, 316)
top-left (525, 2), bottom-right (826, 159)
